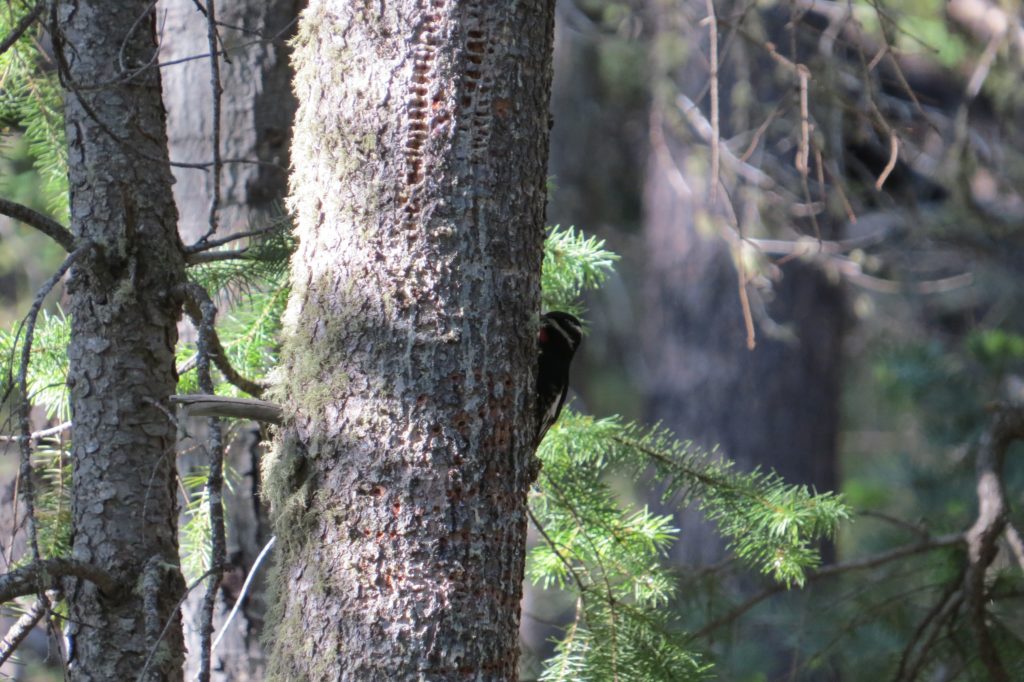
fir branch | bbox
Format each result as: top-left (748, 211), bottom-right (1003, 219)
top-left (186, 220), bottom-right (293, 297)
top-left (542, 225), bottom-right (618, 314)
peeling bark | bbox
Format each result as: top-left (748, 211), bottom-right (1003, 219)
top-left (57, 2), bottom-right (186, 679)
top-left (266, 1), bottom-right (556, 678)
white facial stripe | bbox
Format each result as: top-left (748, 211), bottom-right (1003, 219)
top-left (549, 318), bottom-right (580, 349)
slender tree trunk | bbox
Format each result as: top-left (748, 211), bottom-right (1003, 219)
top-left (266, 2), bottom-right (556, 678)
top-left (58, 2), bottom-right (186, 679)
top-left (158, 2), bottom-right (300, 677)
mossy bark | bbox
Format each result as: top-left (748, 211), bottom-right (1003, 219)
top-left (266, 1), bottom-right (555, 678)
top-left (58, 2), bottom-right (186, 679)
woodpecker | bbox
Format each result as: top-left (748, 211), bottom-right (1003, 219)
top-left (536, 311), bottom-right (583, 445)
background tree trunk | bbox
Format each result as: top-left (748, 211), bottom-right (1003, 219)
top-left (58, 2), bottom-right (186, 679)
top-left (642, 1), bottom-right (844, 568)
top-left (158, 2), bottom-right (300, 678)
top-left (265, 2), bottom-right (556, 678)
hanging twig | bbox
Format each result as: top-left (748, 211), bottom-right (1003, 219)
top-left (703, 0), bottom-right (720, 206)
top-left (210, 535), bottom-right (276, 655)
top-left (14, 246), bottom-right (92, 565)
top-left (179, 280), bottom-right (226, 682)
top-left (200, 0), bottom-right (225, 243)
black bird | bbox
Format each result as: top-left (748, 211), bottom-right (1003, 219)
top-left (535, 311), bottom-right (583, 444)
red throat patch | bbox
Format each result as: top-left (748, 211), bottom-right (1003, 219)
top-left (538, 327), bottom-right (549, 344)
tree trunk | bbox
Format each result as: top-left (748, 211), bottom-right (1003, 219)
top-left (158, 2), bottom-right (300, 677)
top-left (265, 2), bottom-right (555, 678)
top-left (160, 0), bottom-right (298, 241)
top-left (58, 2), bottom-right (186, 679)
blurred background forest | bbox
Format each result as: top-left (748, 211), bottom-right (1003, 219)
top-left (2, 0), bottom-right (1024, 679)
top-left (539, 0), bottom-right (1024, 678)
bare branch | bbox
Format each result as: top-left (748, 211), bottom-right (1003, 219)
top-left (184, 222), bottom-right (283, 255)
top-left (0, 197), bottom-right (75, 252)
top-left (179, 284), bottom-right (265, 398)
top-left (199, 0), bottom-right (225, 245)
top-left (703, 0), bottom-right (719, 206)
top-left (15, 245), bottom-right (93, 564)
top-left (180, 275), bottom-right (226, 682)
top-left (0, 421), bottom-right (71, 443)
top-left (961, 403), bottom-right (1024, 681)
top-left (0, 1), bottom-right (43, 60)
top-left (689, 532), bottom-right (965, 641)
top-left (675, 95), bottom-right (776, 190)
top-left (185, 248), bottom-right (249, 265)
top-left (169, 394), bottom-right (282, 424)
top-left (0, 594), bottom-right (47, 667)
top-left (0, 559), bottom-right (117, 603)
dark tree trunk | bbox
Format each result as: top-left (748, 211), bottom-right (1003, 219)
top-left (158, 2), bottom-right (300, 678)
top-left (265, 1), bottom-right (556, 678)
top-left (58, 2), bottom-right (187, 679)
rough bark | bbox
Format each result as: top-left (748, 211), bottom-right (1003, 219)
top-left (265, 1), bottom-right (556, 678)
top-left (57, 2), bottom-right (186, 679)
top-left (158, 2), bottom-right (299, 677)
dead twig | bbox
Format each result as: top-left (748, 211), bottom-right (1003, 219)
top-left (179, 280), bottom-right (227, 682)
